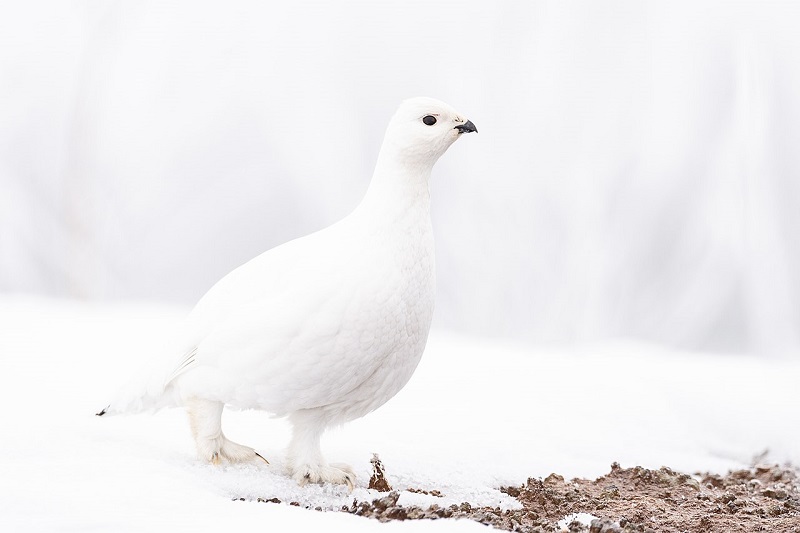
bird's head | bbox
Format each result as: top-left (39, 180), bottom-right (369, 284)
top-left (382, 97), bottom-right (477, 166)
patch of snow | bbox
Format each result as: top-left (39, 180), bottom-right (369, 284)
top-left (557, 512), bottom-right (603, 530)
top-left (1, 296), bottom-right (799, 531)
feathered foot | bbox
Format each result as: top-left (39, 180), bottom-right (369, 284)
top-left (201, 435), bottom-right (269, 465)
top-left (293, 462), bottom-right (355, 491)
top-left (287, 409), bottom-right (355, 491)
top-left (185, 397), bottom-right (268, 465)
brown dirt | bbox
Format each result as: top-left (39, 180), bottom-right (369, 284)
top-left (368, 453), bottom-right (392, 492)
top-left (349, 463), bottom-right (800, 532)
top-left (253, 462), bottom-right (800, 532)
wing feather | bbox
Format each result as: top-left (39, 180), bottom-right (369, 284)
top-left (164, 346), bottom-right (198, 385)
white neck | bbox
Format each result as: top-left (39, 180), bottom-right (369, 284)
top-left (353, 137), bottom-right (437, 224)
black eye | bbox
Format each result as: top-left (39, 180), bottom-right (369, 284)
top-left (422, 115), bottom-right (437, 126)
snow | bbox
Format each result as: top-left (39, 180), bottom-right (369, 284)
top-left (556, 513), bottom-right (602, 531)
top-left (1, 296), bottom-right (799, 532)
top-left (3, 3), bottom-right (799, 530)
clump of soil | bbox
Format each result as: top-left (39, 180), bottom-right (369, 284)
top-left (368, 453), bottom-right (392, 492)
top-left (407, 487), bottom-right (443, 497)
top-left (349, 463), bottom-right (800, 532)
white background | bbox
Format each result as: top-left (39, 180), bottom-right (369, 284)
top-left (3, 1), bottom-right (800, 355)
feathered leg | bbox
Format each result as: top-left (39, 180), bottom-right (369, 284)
top-left (185, 397), bottom-right (268, 465)
top-left (287, 409), bottom-right (354, 490)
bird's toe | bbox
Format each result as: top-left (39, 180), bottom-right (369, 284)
top-left (199, 436), bottom-right (267, 466)
top-left (293, 463), bottom-right (356, 491)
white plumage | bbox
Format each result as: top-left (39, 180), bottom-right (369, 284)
top-left (100, 97), bottom-right (477, 488)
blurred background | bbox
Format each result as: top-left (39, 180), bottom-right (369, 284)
top-left (2, 0), bottom-right (800, 357)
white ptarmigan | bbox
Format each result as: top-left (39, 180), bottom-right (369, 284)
top-left (99, 97), bottom-right (477, 489)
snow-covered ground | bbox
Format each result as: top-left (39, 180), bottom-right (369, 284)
top-left (1, 296), bottom-right (798, 532)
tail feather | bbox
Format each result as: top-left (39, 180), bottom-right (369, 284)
top-left (96, 372), bottom-right (180, 417)
top-left (97, 346), bottom-right (196, 417)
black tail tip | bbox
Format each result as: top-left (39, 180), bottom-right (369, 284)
top-left (96, 405), bottom-right (109, 417)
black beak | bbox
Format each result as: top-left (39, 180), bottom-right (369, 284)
top-left (455, 120), bottom-right (477, 134)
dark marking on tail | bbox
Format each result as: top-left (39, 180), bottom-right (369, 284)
top-left (96, 405), bottom-right (109, 416)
